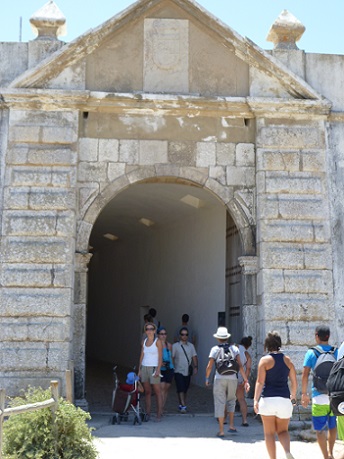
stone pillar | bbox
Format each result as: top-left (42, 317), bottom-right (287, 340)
top-left (255, 115), bottom-right (335, 368)
top-left (73, 252), bottom-right (92, 409)
top-left (238, 256), bottom-right (258, 341)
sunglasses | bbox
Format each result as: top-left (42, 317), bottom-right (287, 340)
top-left (159, 332), bottom-right (167, 335)
top-left (145, 327), bottom-right (155, 331)
top-left (180, 333), bottom-right (188, 336)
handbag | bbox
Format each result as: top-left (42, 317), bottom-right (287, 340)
top-left (181, 344), bottom-right (193, 376)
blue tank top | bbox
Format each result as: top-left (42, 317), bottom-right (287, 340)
top-left (262, 353), bottom-right (290, 398)
top-left (161, 346), bottom-right (174, 370)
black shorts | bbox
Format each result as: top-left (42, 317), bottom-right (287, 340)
top-left (174, 372), bottom-right (191, 394)
top-left (161, 368), bottom-right (174, 384)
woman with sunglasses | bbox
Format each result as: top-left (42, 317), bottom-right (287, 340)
top-left (138, 322), bottom-right (163, 421)
top-left (157, 326), bottom-right (174, 412)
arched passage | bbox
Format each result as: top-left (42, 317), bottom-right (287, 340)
top-left (75, 172), bottom-right (256, 406)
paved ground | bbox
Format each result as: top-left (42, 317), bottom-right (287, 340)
top-left (86, 361), bottom-right (344, 458)
top-left (89, 412), bottom-right (344, 459)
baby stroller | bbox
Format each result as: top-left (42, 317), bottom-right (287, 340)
top-left (111, 366), bottom-right (148, 425)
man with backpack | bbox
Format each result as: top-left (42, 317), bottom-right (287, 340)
top-left (301, 325), bottom-right (338, 459)
top-left (205, 327), bottom-right (250, 437)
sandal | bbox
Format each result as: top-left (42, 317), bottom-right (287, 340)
top-left (242, 422), bottom-right (249, 427)
top-left (228, 427), bottom-right (237, 433)
top-left (216, 432), bottom-right (225, 438)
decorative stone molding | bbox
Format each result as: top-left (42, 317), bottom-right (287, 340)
top-left (238, 256), bottom-right (258, 275)
top-left (266, 10), bottom-right (305, 50)
top-left (30, 0), bottom-right (66, 41)
top-left (75, 252), bottom-right (93, 273)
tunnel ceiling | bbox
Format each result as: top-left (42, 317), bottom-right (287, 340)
top-left (89, 182), bottom-right (224, 249)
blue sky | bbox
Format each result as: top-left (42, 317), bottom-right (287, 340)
top-left (1, 0), bottom-right (343, 55)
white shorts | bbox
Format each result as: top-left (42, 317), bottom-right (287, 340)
top-left (258, 396), bottom-right (293, 419)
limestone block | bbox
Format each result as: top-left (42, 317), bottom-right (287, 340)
top-left (0, 263), bottom-right (72, 288)
top-left (0, 341), bottom-right (70, 370)
top-left (265, 171), bottom-right (323, 194)
top-left (0, 317), bottom-right (71, 342)
top-left (2, 210), bottom-right (75, 236)
top-left (9, 110), bottom-right (78, 144)
top-left (119, 140), bottom-right (139, 164)
top-left (226, 166), bottom-right (255, 187)
top-left (7, 165), bottom-right (76, 188)
top-left (143, 18), bottom-right (189, 93)
top-left (29, 188), bottom-right (76, 210)
top-left (107, 163), bottom-right (126, 182)
top-left (303, 243), bottom-right (332, 269)
top-left (313, 221), bottom-right (331, 243)
top-left (236, 143), bottom-right (255, 167)
top-left (74, 271), bottom-right (88, 304)
top-left (79, 138), bottom-right (98, 161)
top-left (259, 242), bottom-right (304, 269)
top-left (168, 141), bottom-right (196, 166)
top-left (78, 162), bottom-right (107, 182)
top-left (283, 269), bottom-right (332, 294)
top-left (257, 195), bottom-right (279, 219)
top-left (2, 237), bottom-right (73, 264)
top-left (28, 147), bottom-right (77, 166)
top-left (196, 142), bottom-right (216, 167)
top-left (99, 139), bottom-right (119, 162)
top-left (257, 125), bottom-right (325, 149)
top-left (260, 269), bottom-right (285, 293)
top-left (0, 375), bottom-right (65, 398)
top-left (278, 195), bottom-right (327, 220)
top-left (155, 164), bottom-right (181, 177)
top-left (6, 146), bottom-right (28, 165)
top-left (206, 178), bottom-right (233, 204)
top-left (216, 143), bottom-right (235, 166)
top-left (0, 287), bottom-right (72, 317)
top-left (263, 294), bottom-right (332, 327)
top-left (139, 140), bottom-right (168, 165)
top-left (78, 184), bottom-right (99, 217)
top-left (257, 149), bottom-right (300, 172)
top-left (179, 166), bottom-right (209, 185)
top-left (301, 150), bottom-right (326, 172)
top-left (209, 166), bottom-right (226, 185)
top-left (3, 187), bottom-right (29, 209)
top-left (256, 171), bottom-right (266, 194)
top-left (126, 165), bottom-right (157, 183)
top-left (266, 321), bottom-right (333, 346)
top-left (75, 220), bottom-right (93, 251)
top-left (259, 220), bottom-right (316, 243)
top-left (259, 242), bottom-right (332, 270)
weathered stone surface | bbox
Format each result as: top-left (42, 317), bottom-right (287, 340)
top-left (216, 143), bottom-right (235, 166)
top-left (236, 143), bottom-right (255, 167)
top-left (119, 139), bottom-right (139, 164)
top-left (226, 165), bottom-right (255, 187)
top-left (265, 172), bottom-right (323, 194)
top-left (196, 142), bottom-right (216, 167)
top-left (257, 123), bottom-right (325, 149)
top-left (168, 141), bottom-right (196, 166)
top-left (0, 263), bottom-right (72, 288)
top-left (0, 317), bottom-right (71, 341)
top-left (2, 210), bottom-right (75, 236)
top-left (139, 140), bottom-right (168, 165)
top-left (1, 237), bottom-right (74, 263)
top-left (0, 288), bottom-right (72, 317)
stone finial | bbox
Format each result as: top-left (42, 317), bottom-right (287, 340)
top-left (30, 1), bottom-right (66, 41)
top-left (266, 10), bottom-right (305, 50)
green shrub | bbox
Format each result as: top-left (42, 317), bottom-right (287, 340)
top-left (3, 386), bottom-right (98, 459)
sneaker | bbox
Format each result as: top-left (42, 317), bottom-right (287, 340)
top-left (180, 406), bottom-right (187, 413)
top-left (286, 453), bottom-right (295, 459)
top-left (178, 405), bottom-right (183, 412)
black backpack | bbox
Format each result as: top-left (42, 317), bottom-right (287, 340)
top-left (326, 357), bottom-right (344, 416)
top-left (311, 345), bottom-right (337, 394)
top-left (215, 344), bottom-right (239, 375)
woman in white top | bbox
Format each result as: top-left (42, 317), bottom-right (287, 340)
top-left (138, 322), bottom-right (163, 421)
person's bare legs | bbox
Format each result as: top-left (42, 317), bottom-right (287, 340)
top-left (236, 382), bottom-right (248, 424)
top-left (143, 381), bottom-right (152, 416)
top-left (218, 417), bottom-right (225, 436)
top-left (276, 417), bottom-right (292, 455)
top-left (261, 415), bottom-right (277, 459)
top-left (152, 383), bottom-right (163, 420)
top-left (328, 427), bottom-right (337, 458)
top-left (161, 382), bottom-right (171, 410)
top-left (316, 430), bottom-right (332, 459)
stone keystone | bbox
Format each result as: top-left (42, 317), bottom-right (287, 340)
top-left (266, 10), bottom-right (306, 50)
top-left (30, 0), bottom-right (66, 40)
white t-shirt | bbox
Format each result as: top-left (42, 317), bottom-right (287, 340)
top-left (209, 344), bottom-right (239, 380)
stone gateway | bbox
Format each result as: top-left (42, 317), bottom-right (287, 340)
top-left (0, 1), bottom-right (343, 408)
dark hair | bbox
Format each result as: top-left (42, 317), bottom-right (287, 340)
top-left (316, 325), bottom-right (330, 341)
top-left (180, 327), bottom-right (189, 335)
top-left (182, 314), bottom-right (189, 323)
top-left (157, 326), bottom-right (166, 334)
top-left (149, 308), bottom-right (157, 318)
top-left (264, 331), bottom-right (282, 352)
top-left (240, 336), bottom-right (252, 349)
top-left (144, 313), bottom-right (153, 322)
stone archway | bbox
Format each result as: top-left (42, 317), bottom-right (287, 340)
top-left (74, 169), bottom-right (257, 404)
